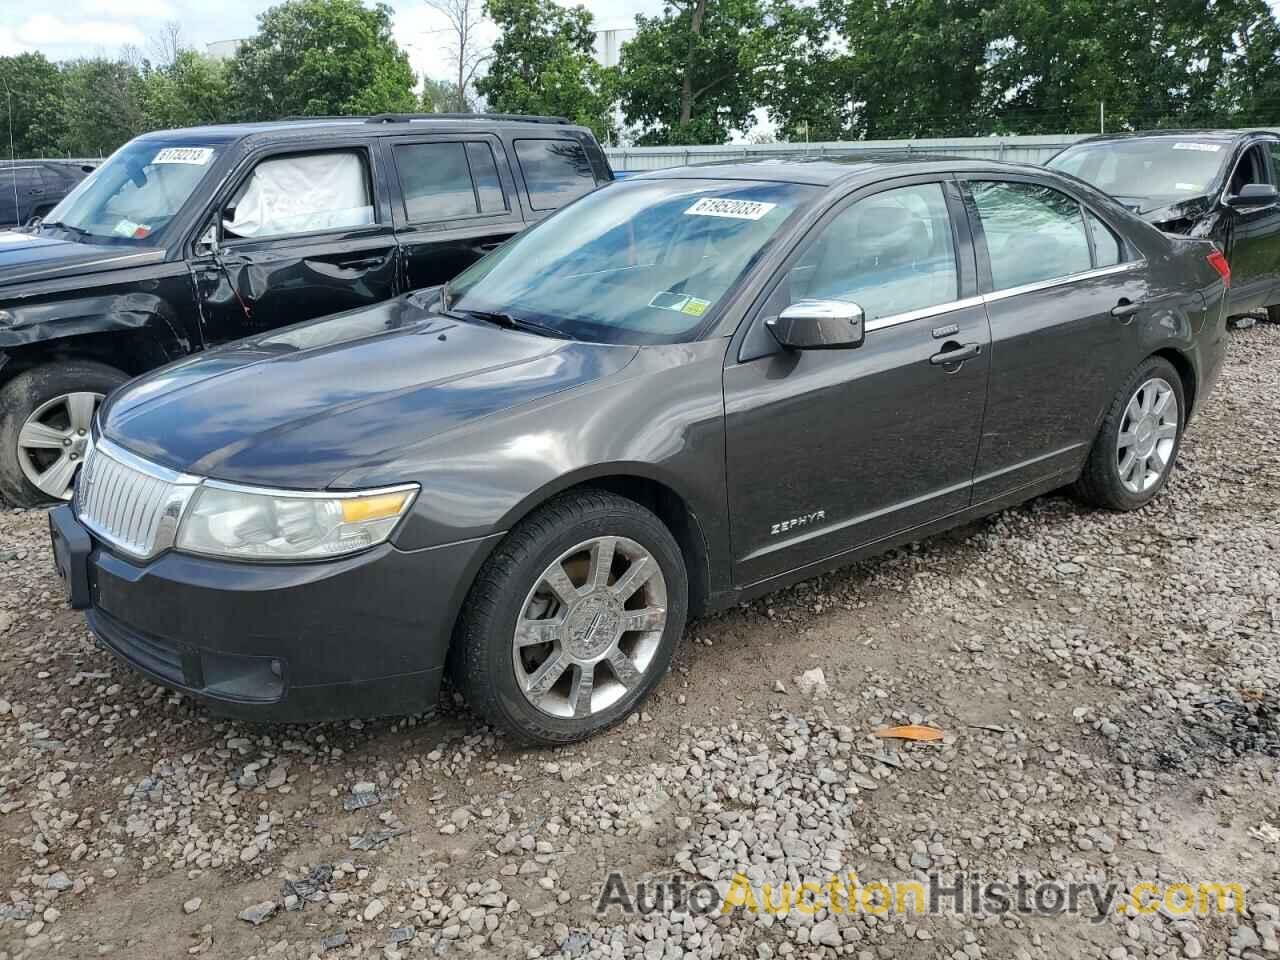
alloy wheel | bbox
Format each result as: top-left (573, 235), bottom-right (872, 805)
top-left (1116, 377), bottom-right (1178, 495)
top-left (16, 391), bottom-right (101, 501)
top-left (513, 536), bottom-right (668, 720)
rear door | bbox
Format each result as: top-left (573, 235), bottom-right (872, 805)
top-left (191, 141), bottom-right (400, 345)
top-left (1225, 139), bottom-right (1280, 311)
top-left (385, 134), bottom-right (525, 291)
top-left (962, 177), bottom-right (1149, 501)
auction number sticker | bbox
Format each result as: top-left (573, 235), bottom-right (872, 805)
top-left (153, 147), bottom-right (214, 165)
top-left (1171, 142), bottom-right (1221, 152)
top-left (685, 197), bottom-right (777, 220)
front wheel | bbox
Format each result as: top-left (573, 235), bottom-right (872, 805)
top-left (0, 361), bottom-right (129, 507)
top-left (452, 489), bottom-right (688, 745)
top-left (1073, 356), bottom-right (1185, 511)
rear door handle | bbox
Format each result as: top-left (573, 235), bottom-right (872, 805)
top-left (929, 342), bottom-right (982, 365)
top-left (1111, 299), bottom-right (1144, 319)
top-left (334, 255), bottom-right (383, 270)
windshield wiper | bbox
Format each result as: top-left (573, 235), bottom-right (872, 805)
top-left (40, 221), bottom-right (93, 240)
top-left (446, 308), bottom-right (578, 341)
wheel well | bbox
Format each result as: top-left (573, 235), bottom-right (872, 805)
top-left (1152, 348), bottom-right (1197, 416)
top-left (1, 331), bottom-right (175, 383)
top-left (534, 475), bottom-right (712, 616)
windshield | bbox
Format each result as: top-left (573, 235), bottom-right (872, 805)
top-left (41, 140), bottom-right (220, 244)
top-left (446, 178), bottom-right (817, 344)
top-left (1048, 139), bottom-right (1228, 201)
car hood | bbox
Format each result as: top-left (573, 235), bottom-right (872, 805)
top-left (0, 229), bottom-right (164, 289)
top-left (100, 294), bottom-right (639, 489)
top-left (1112, 193), bottom-right (1214, 226)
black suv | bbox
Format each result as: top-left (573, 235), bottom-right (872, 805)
top-left (0, 114), bottom-right (613, 506)
top-left (1048, 130), bottom-right (1280, 320)
top-left (0, 160), bottom-right (96, 228)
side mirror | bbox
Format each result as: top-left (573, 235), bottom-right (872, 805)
top-left (1225, 183), bottom-right (1279, 209)
top-left (194, 222), bottom-right (220, 257)
top-left (766, 299), bottom-right (866, 350)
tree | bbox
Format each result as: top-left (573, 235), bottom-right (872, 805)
top-left (477, 0), bottom-right (617, 141)
top-left (425, 0), bottom-right (491, 112)
top-left (140, 51), bottom-right (234, 131)
top-left (0, 54), bottom-right (67, 158)
top-left (420, 76), bottom-right (470, 112)
top-left (228, 0), bottom-right (418, 118)
top-left (60, 59), bottom-right (145, 156)
top-left (617, 0), bottom-right (765, 144)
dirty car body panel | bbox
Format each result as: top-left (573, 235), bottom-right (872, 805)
top-left (48, 157), bottom-right (1229, 722)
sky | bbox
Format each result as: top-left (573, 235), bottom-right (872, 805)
top-left (0, 0), bottom-right (661, 83)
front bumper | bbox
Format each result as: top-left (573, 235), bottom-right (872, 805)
top-left (48, 504), bottom-right (500, 722)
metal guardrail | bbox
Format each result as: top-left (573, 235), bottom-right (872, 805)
top-left (605, 135), bottom-right (1090, 170)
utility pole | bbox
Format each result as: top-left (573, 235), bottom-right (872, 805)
top-left (1, 77), bottom-right (17, 227)
top-left (1100, 101), bottom-right (1105, 134)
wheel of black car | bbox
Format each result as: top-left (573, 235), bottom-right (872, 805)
top-left (452, 489), bottom-right (688, 745)
top-left (1073, 356), bottom-right (1185, 511)
top-left (1266, 305), bottom-right (1280, 324)
top-left (0, 361), bottom-right (128, 507)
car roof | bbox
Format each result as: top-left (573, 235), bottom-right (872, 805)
top-left (133, 114), bottom-right (597, 146)
top-left (1067, 129), bottom-right (1277, 147)
top-left (629, 153), bottom-right (1051, 187)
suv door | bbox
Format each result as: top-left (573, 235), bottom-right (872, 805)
top-left (963, 178), bottom-right (1149, 501)
top-left (723, 178), bottom-right (990, 586)
top-left (1224, 140), bottom-right (1280, 312)
top-left (190, 143), bottom-right (400, 345)
top-left (385, 135), bottom-right (525, 291)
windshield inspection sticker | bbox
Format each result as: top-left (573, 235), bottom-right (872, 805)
top-left (649, 291), bottom-right (712, 316)
top-left (153, 146), bottom-right (214, 165)
top-left (1171, 142), bottom-right (1221, 152)
top-left (685, 197), bottom-right (777, 220)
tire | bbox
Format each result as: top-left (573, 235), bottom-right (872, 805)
top-left (452, 489), bottom-right (688, 745)
top-left (1073, 356), bottom-right (1185, 511)
top-left (0, 361), bottom-right (129, 507)
top-left (1266, 305), bottom-right (1280, 324)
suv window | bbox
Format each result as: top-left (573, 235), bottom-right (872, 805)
top-left (514, 139), bottom-right (596, 211)
top-left (971, 181), bottom-right (1092, 290)
top-left (1271, 142), bottom-right (1280, 185)
top-left (393, 141), bottom-right (508, 222)
top-left (1231, 144), bottom-right (1271, 194)
top-left (223, 150), bottom-right (374, 240)
top-left (774, 183), bottom-right (958, 322)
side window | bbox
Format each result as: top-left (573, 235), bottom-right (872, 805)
top-left (223, 150), bottom-right (373, 240)
top-left (971, 181), bottom-right (1092, 290)
top-left (1085, 210), bottom-right (1124, 268)
top-left (1270, 142), bottom-right (1280, 185)
top-left (394, 141), bottom-right (509, 223)
top-left (1230, 145), bottom-right (1268, 194)
top-left (514, 139), bottom-right (596, 211)
top-left (769, 183), bottom-right (958, 323)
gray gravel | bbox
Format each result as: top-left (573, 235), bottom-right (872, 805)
top-left (0, 322), bottom-right (1275, 959)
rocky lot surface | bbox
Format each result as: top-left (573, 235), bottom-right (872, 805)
top-left (0, 322), bottom-right (1276, 960)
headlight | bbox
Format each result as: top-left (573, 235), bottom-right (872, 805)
top-left (175, 482), bottom-right (418, 561)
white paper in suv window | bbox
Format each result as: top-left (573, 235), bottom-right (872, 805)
top-left (224, 152), bottom-right (373, 239)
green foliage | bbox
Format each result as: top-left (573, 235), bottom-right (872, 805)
top-left (226, 0), bottom-right (417, 118)
top-left (618, 0), bottom-right (766, 145)
top-left (477, 0), bottom-right (618, 141)
top-left (421, 77), bottom-right (473, 113)
top-left (0, 53), bottom-right (67, 158)
top-left (139, 51), bottom-right (233, 132)
top-left (60, 59), bottom-right (145, 157)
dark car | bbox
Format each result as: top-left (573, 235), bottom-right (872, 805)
top-left (0, 114), bottom-right (613, 507)
top-left (1047, 130), bottom-right (1280, 320)
top-left (48, 156), bottom-right (1229, 743)
top-left (0, 160), bottom-right (96, 227)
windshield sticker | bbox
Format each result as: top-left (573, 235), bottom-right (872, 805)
top-left (649, 291), bottom-right (711, 317)
top-left (685, 197), bottom-right (777, 220)
top-left (153, 146), bottom-right (214, 165)
top-left (1175, 182), bottom-right (1201, 192)
top-left (1171, 142), bottom-right (1221, 153)
top-left (112, 219), bottom-right (152, 239)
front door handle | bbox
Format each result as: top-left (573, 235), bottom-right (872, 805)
top-left (929, 341), bottom-right (982, 366)
top-left (334, 255), bottom-right (384, 270)
top-left (1111, 299), bottom-right (1144, 320)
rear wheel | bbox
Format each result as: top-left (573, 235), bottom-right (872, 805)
top-left (452, 489), bottom-right (688, 744)
top-left (0, 361), bottom-right (128, 507)
top-left (1073, 356), bottom-right (1185, 511)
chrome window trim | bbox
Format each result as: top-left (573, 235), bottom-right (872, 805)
top-left (980, 260), bottom-right (1145, 305)
top-left (858, 259), bottom-right (1145, 334)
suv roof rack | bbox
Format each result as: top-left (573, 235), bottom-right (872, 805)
top-left (364, 112), bottom-right (570, 125)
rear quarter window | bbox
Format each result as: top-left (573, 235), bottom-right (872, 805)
top-left (514, 139), bottom-right (597, 211)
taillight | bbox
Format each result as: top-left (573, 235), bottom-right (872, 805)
top-left (1207, 249), bottom-right (1231, 287)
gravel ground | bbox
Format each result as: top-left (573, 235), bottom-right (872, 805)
top-left (0, 323), bottom-right (1276, 960)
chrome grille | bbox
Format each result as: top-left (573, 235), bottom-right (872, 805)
top-left (74, 440), bottom-right (198, 560)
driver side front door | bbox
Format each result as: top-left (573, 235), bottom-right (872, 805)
top-left (723, 178), bottom-right (991, 588)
